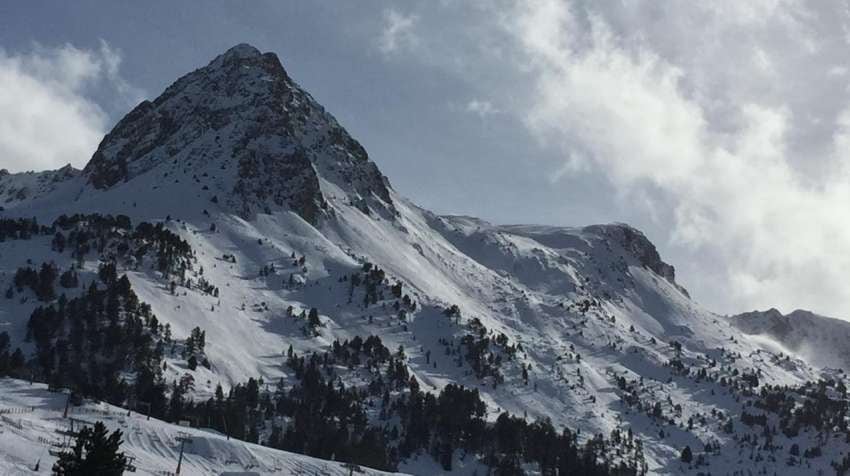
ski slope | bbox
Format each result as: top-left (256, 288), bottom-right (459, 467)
top-left (0, 378), bottom-right (403, 476)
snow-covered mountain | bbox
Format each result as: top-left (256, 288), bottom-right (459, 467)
top-left (0, 165), bottom-right (78, 210)
top-left (3, 43), bottom-right (391, 225)
top-left (2, 44), bottom-right (850, 475)
top-left (731, 308), bottom-right (850, 370)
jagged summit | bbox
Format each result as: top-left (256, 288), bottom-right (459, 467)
top-left (82, 43), bottom-right (393, 223)
top-left (220, 42), bottom-right (262, 59)
top-left (203, 42), bottom-right (287, 81)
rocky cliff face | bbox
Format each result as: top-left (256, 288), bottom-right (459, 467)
top-left (83, 44), bottom-right (393, 223)
top-left (584, 223), bottom-right (687, 296)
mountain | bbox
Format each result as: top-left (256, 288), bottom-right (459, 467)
top-left (1, 44), bottom-right (849, 475)
top-left (1, 44), bottom-right (392, 223)
top-left (0, 164), bottom-right (78, 210)
top-left (731, 308), bottom-right (850, 370)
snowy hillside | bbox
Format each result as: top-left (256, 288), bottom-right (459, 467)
top-left (2, 43), bottom-right (850, 475)
top-left (0, 165), bottom-right (78, 211)
top-left (0, 378), bottom-right (402, 476)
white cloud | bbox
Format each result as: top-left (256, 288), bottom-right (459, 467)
top-left (464, 99), bottom-right (500, 118)
top-left (501, 0), bottom-right (850, 317)
top-left (95, 39), bottom-right (145, 104)
top-left (378, 9), bottom-right (418, 54)
top-left (0, 41), bottom-right (140, 173)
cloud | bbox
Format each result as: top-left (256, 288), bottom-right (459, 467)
top-left (378, 9), bottom-right (418, 54)
top-left (501, 0), bottom-right (850, 316)
top-left (95, 39), bottom-right (145, 104)
top-left (464, 99), bottom-right (500, 118)
top-left (0, 41), bottom-right (141, 173)
top-left (373, 0), bottom-right (850, 317)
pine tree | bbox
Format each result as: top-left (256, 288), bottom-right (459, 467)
top-left (169, 379), bottom-right (186, 421)
top-left (37, 263), bottom-right (57, 301)
top-left (0, 332), bottom-right (9, 374)
top-left (52, 421), bottom-right (127, 475)
top-left (59, 270), bottom-right (79, 288)
top-left (9, 348), bottom-right (25, 372)
top-left (308, 308), bottom-right (321, 331)
top-left (680, 445), bottom-right (693, 464)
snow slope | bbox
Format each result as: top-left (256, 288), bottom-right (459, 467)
top-left (0, 378), bottom-right (403, 476)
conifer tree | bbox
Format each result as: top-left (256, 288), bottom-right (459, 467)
top-left (680, 445), bottom-right (693, 464)
top-left (53, 421), bottom-right (127, 476)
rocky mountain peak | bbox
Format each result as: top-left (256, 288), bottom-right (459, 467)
top-left (220, 43), bottom-right (262, 60)
top-left (82, 43), bottom-right (393, 223)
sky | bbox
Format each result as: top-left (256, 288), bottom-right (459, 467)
top-left (2, 0), bottom-right (850, 319)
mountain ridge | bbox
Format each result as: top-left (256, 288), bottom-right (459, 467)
top-left (731, 307), bottom-right (850, 370)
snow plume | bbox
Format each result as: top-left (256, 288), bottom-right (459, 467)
top-left (0, 41), bottom-right (142, 172)
top-left (494, 0), bottom-right (850, 317)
